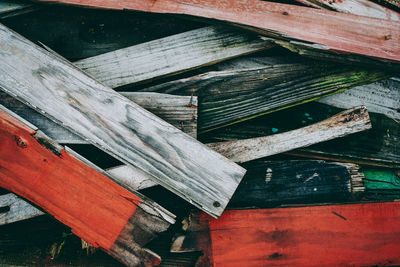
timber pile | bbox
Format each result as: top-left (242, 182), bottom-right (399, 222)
top-left (0, 0), bottom-right (399, 266)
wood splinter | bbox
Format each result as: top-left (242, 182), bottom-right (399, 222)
top-left (0, 105), bottom-right (175, 266)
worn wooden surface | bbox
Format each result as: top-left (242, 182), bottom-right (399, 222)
top-left (142, 60), bottom-right (385, 132)
top-left (36, 0), bottom-right (400, 64)
top-left (363, 168), bottom-right (400, 200)
top-left (229, 160), bottom-right (364, 208)
top-left (174, 203), bottom-right (400, 266)
top-left (204, 102), bottom-right (400, 168)
top-left (0, 106), bottom-right (175, 266)
top-left (318, 77), bottom-right (400, 121)
top-left (75, 26), bottom-right (273, 88)
top-left (208, 106), bottom-right (371, 163)
top-left (0, 92), bottom-right (198, 142)
top-left (0, 193), bottom-right (44, 225)
top-left (0, 0), bottom-right (35, 19)
top-left (294, 0), bottom-right (400, 20)
top-left (0, 23), bottom-right (246, 218)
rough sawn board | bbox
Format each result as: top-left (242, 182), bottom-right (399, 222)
top-left (0, 23), bottom-right (246, 218)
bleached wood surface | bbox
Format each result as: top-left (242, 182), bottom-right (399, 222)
top-left (208, 106), bottom-right (371, 163)
top-left (0, 193), bottom-right (44, 225)
top-left (0, 23), bottom-right (245, 218)
top-left (75, 26), bottom-right (273, 88)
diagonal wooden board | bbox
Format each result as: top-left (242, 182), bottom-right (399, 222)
top-left (0, 105), bottom-right (175, 266)
top-left (36, 0), bottom-right (400, 64)
top-left (0, 23), bottom-right (246, 218)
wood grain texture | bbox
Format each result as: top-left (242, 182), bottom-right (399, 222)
top-left (317, 77), bottom-right (400, 121)
top-left (0, 91), bottom-right (198, 142)
top-left (294, 0), bottom-right (400, 20)
top-left (0, 0), bottom-right (35, 19)
top-left (207, 106), bottom-right (372, 163)
top-left (0, 106), bottom-right (174, 266)
top-left (0, 193), bottom-right (45, 225)
top-left (175, 203), bottom-right (400, 266)
top-left (361, 168), bottom-right (400, 200)
top-left (229, 160), bottom-right (364, 208)
top-left (0, 23), bottom-right (245, 218)
top-left (75, 26), bottom-right (273, 88)
top-left (205, 102), bottom-right (400, 168)
top-left (142, 61), bottom-right (385, 132)
top-left (36, 0), bottom-right (400, 63)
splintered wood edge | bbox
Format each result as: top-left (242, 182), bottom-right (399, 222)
top-left (207, 106), bottom-right (371, 163)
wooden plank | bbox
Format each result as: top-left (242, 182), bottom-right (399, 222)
top-left (0, 23), bottom-right (246, 218)
top-left (229, 160), bottom-right (364, 208)
top-left (173, 203), bottom-right (400, 266)
top-left (143, 60), bottom-right (385, 132)
top-left (0, 91), bottom-right (198, 141)
top-left (213, 56), bottom-right (398, 121)
top-left (207, 106), bottom-right (372, 163)
top-left (206, 102), bottom-right (400, 168)
top-left (36, 0), bottom-right (400, 64)
top-left (74, 26), bottom-right (273, 88)
top-left (0, 105), bottom-right (175, 266)
top-left (362, 168), bottom-right (400, 200)
top-left (294, 0), bottom-right (400, 21)
top-left (0, 1), bottom-right (36, 19)
top-left (0, 193), bottom-right (45, 225)
top-left (317, 77), bottom-right (400, 121)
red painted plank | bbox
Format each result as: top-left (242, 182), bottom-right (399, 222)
top-left (0, 108), bottom-right (174, 266)
top-left (182, 203), bottom-right (400, 266)
top-left (37, 0), bottom-right (400, 63)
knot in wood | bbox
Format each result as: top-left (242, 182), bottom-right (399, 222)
top-left (14, 136), bottom-right (27, 148)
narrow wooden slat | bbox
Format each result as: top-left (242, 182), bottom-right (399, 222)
top-left (317, 77), bottom-right (400, 121)
top-left (207, 106), bottom-right (371, 163)
top-left (0, 23), bottom-right (246, 218)
top-left (363, 168), bottom-right (400, 200)
top-left (142, 61), bottom-right (385, 132)
top-left (0, 91), bottom-right (198, 142)
top-left (0, 105), bottom-right (175, 266)
top-left (74, 26), bottom-right (273, 88)
top-left (36, 0), bottom-right (400, 64)
top-left (229, 160), bottom-right (364, 208)
top-left (173, 203), bottom-right (400, 266)
top-left (0, 0), bottom-right (35, 19)
top-left (294, 0), bottom-right (400, 21)
top-left (206, 102), bottom-right (400, 168)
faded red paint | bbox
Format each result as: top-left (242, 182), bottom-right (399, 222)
top-left (199, 203), bottom-right (400, 266)
top-left (37, 0), bottom-right (400, 63)
top-left (0, 110), bottom-right (140, 250)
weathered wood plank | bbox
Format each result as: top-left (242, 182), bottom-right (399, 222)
top-left (0, 23), bottom-right (246, 218)
top-left (206, 102), bottom-right (400, 168)
top-left (317, 77), bottom-right (400, 121)
top-left (173, 203), bottom-right (400, 266)
top-left (142, 60), bottom-right (385, 132)
top-left (36, 0), bottom-right (400, 64)
top-left (0, 193), bottom-right (44, 225)
top-left (229, 160), bottom-right (364, 208)
top-left (0, 105), bottom-right (175, 266)
top-left (294, 0), bottom-right (400, 21)
top-left (0, 91), bottom-right (198, 141)
top-left (208, 106), bottom-right (371, 163)
top-left (74, 26), bottom-right (273, 88)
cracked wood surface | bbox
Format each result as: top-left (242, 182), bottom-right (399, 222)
top-left (36, 0), bottom-right (400, 64)
top-left (0, 105), bottom-right (175, 266)
top-left (0, 23), bottom-right (246, 218)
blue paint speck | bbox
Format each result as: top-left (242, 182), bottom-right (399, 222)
top-left (272, 128), bottom-right (279, 133)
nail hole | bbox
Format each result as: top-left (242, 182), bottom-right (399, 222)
top-left (213, 201), bottom-right (221, 208)
top-left (282, 11), bottom-right (289, 15)
top-left (396, 108), bottom-right (400, 113)
top-left (0, 206), bottom-right (10, 213)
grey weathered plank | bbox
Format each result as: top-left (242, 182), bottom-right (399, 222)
top-left (0, 193), bottom-right (44, 225)
top-left (141, 59), bottom-right (386, 132)
top-left (0, 23), bottom-right (246, 218)
top-left (0, 91), bottom-right (198, 142)
top-left (317, 78), bottom-right (400, 121)
top-left (207, 106), bottom-right (371, 163)
top-left (75, 26), bottom-right (273, 88)
top-left (294, 0), bottom-right (400, 21)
